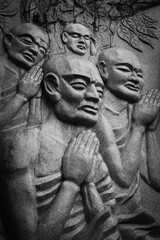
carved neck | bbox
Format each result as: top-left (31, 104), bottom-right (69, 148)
top-left (103, 89), bottom-right (128, 113)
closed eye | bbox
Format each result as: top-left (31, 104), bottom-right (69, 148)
top-left (96, 87), bottom-right (104, 98)
top-left (70, 82), bottom-right (87, 90)
top-left (19, 37), bottom-right (33, 45)
top-left (116, 67), bottom-right (131, 72)
top-left (69, 33), bottom-right (80, 38)
top-left (84, 35), bottom-right (90, 40)
top-left (137, 73), bottom-right (143, 78)
top-left (39, 47), bottom-right (46, 55)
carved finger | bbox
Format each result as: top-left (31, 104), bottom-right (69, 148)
top-left (82, 131), bottom-right (97, 154)
top-left (74, 130), bottom-right (87, 150)
top-left (86, 155), bottom-right (99, 182)
top-left (77, 130), bottom-right (93, 149)
top-left (65, 137), bottom-right (77, 156)
top-left (36, 73), bottom-right (43, 83)
top-left (94, 140), bottom-right (99, 155)
top-left (30, 65), bottom-right (41, 78)
top-left (28, 65), bottom-right (38, 75)
top-left (143, 89), bottom-right (153, 103)
top-left (153, 91), bottom-right (160, 105)
top-left (87, 137), bottom-right (99, 157)
top-left (150, 89), bottom-right (158, 104)
top-left (34, 69), bottom-right (43, 82)
top-left (20, 72), bottom-right (28, 82)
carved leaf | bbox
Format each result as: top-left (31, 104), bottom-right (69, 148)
top-left (117, 24), bottom-right (130, 44)
top-left (130, 33), bottom-right (142, 51)
top-left (121, 18), bottom-right (136, 33)
top-left (141, 12), bottom-right (157, 24)
top-left (136, 22), bottom-right (149, 36)
top-left (138, 34), bottom-right (154, 48)
top-left (147, 29), bottom-right (158, 39)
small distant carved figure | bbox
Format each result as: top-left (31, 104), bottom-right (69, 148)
top-left (0, 55), bottom-right (121, 240)
top-left (0, 23), bottom-right (49, 130)
top-left (61, 23), bottom-right (97, 58)
top-left (97, 47), bottom-right (160, 239)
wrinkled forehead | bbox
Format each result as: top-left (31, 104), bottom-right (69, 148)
top-left (63, 59), bottom-right (103, 83)
top-left (15, 25), bottom-right (49, 45)
top-left (112, 49), bottom-right (142, 70)
top-left (65, 23), bottom-right (91, 36)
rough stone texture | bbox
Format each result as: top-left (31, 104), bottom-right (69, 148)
top-left (0, 0), bottom-right (160, 239)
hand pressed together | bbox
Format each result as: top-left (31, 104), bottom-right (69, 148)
top-left (17, 65), bottom-right (43, 100)
top-left (62, 130), bottom-right (99, 186)
top-left (132, 89), bottom-right (160, 131)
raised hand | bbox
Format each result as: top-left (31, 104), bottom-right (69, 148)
top-left (85, 153), bottom-right (102, 183)
top-left (62, 130), bottom-right (99, 186)
top-left (132, 89), bottom-right (160, 130)
top-left (17, 65), bottom-right (43, 100)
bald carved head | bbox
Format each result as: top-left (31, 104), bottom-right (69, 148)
top-left (61, 23), bottom-right (97, 58)
top-left (97, 47), bottom-right (144, 103)
top-left (43, 54), bottom-right (104, 126)
top-left (4, 23), bottom-right (49, 69)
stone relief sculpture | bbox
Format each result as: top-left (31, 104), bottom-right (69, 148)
top-left (0, 23), bottom-right (49, 130)
top-left (61, 23), bottom-right (97, 58)
top-left (0, 54), bottom-right (121, 240)
top-left (0, 22), bottom-right (49, 240)
top-left (20, 0), bottom-right (160, 52)
top-left (0, 0), bottom-right (160, 239)
top-left (97, 47), bottom-right (160, 239)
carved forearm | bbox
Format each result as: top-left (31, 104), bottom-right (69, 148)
top-left (0, 93), bottom-right (27, 126)
top-left (146, 130), bottom-right (160, 191)
top-left (82, 182), bottom-right (104, 222)
top-left (100, 125), bottom-right (145, 188)
top-left (37, 180), bottom-right (80, 240)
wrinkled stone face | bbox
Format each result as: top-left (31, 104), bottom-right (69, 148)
top-left (106, 49), bottom-right (144, 103)
top-left (7, 25), bottom-right (48, 69)
top-left (63, 24), bottom-right (91, 56)
top-left (54, 60), bottom-right (104, 126)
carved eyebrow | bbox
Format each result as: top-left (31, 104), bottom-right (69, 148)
top-left (66, 31), bottom-right (90, 38)
top-left (115, 63), bottom-right (133, 70)
top-left (115, 63), bottom-right (143, 73)
top-left (62, 74), bottom-right (90, 83)
top-left (17, 34), bottom-right (48, 50)
top-left (95, 83), bottom-right (104, 91)
top-left (17, 34), bottom-right (34, 41)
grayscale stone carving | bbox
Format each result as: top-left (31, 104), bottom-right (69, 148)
top-left (20, 0), bottom-right (160, 52)
top-left (61, 23), bottom-right (97, 58)
top-left (0, 54), bottom-right (121, 240)
top-left (0, 23), bottom-right (49, 130)
top-left (97, 47), bottom-right (160, 239)
top-left (0, 22), bottom-right (49, 240)
top-left (0, 0), bottom-right (160, 239)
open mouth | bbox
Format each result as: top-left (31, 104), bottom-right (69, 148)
top-left (80, 105), bottom-right (98, 115)
top-left (77, 45), bottom-right (86, 50)
top-left (125, 83), bottom-right (140, 92)
top-left (23, 53), bottom-right (35, 62)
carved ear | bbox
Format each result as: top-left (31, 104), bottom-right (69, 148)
top-left (61, 32), bottom-right (69, 44)
top-left (44, 73), bottom-right (61, 103)
top-left (98, 61), bottom-right (108, 80)
top-left (90, 36), bottom-right (97, 56)
top-left (4, 33), bottom-right (14, 49)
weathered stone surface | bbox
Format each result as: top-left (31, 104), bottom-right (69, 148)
top-left (0, 1), bottom-right (160, 240)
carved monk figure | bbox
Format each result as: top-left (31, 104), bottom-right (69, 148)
top-left (97, 47), bottom-right (160, 239)
top-left (0, 55), bottom-right (121, 240)
top-left (0, 23), bottom-right (49, 130)
top-left (61, 23), bottom-right (97, 58)
top-left (0, 23), bottom-right (49, 240)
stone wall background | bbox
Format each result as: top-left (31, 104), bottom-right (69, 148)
top-left (0, 0), bottom-right (160, 219)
